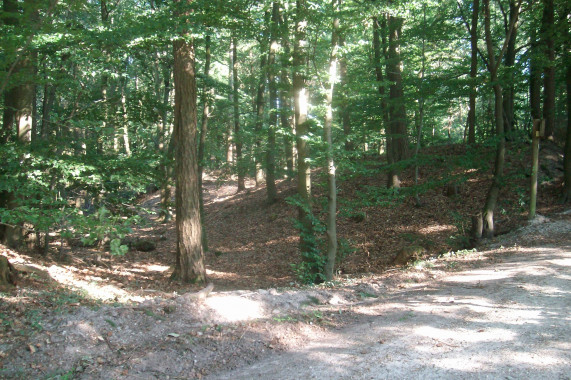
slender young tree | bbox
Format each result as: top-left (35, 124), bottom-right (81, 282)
top-left (481, 0), bottom-right (521, 236)
top-left (324, 0), bottom-right (340, 281)
top-left (386, 13), bottom-right (408, 188)
top-left (540, 0), bottom-right (555, 139)
top-left (293, 0), bottom-right (316, 260)
top-left (198, 33), bottom-right (212, 251)
top-left (279, 7), bottom-right (295, 180)
top-left (266, 2), bottom-right (279, 204)
top-left (232, 34), bottom-right (246, 191)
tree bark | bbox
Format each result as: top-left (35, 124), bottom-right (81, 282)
top-left (372, 17), bottom-right (390, 158)
top-left (541, 0), bottom-right (555, 139)
top-left (266, 2), bottom-right (280, 204)
top-left (254, 12), bottom-right (269, 187)
top-left (529, 16), bottom-right (542, 121)
top-left (467, 0), bottom-right (479, 145)
top-left (198, 33), bottom-right (212, 251)
top-left (171, 33), bottom-right (206, 284)
top-left (481, 0), bottom-right (520, 237)
top-left (280, 9), bottom-right (294, 180)
top-left (324, 2), bottom-right (339, 282)
top-left (294, 0), bottom-right (316, 258)
top-left (502, 0), bottom-right (518, 135)
top-left (232, 35), bottom-right (245, 191)
top-left (386, 14), bottom-right (408, 188)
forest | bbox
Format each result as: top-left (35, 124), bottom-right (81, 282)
top-left (0, 0), bottom-right (570, 284)
top-left (1, 0), bottom-right (571, 378)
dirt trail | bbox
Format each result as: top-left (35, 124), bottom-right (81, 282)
top-left (209, 242), bottom-right (571, 379)
top-left (1, 217), bottom-right (570, 379)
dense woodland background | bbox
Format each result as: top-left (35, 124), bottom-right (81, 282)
top-left (1, 0), bottom-right (570, 285)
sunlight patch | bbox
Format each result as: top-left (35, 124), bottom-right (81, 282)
top-left (204, 295), bottom-right (264, 322)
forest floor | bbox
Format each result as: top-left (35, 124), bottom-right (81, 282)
top-left (0, 142), bottom-right (570, 379)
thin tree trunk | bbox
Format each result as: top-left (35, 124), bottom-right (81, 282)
top-left (294, 0), bottom-right (316, 259)
top-left (502, 0), bottom-right (518, 135)
top-left (198, 33), bottom-right (212, 252)
top-left (324, 2), bottom-right (340, 281)
top-left (386, 14), bottom-right (408, 188)
top-left (266, 2), bottom-right (279, 204)
top-left (541, 0), bottom-right (555, 139)
top-left (467, 0), bottom-right (479, 145)
top-left (232, 35), bottom-right (245, 191)
top-left (529, 16), bottom-right (542, 121)
top-left (372, 17), bottom-right (390, 158)
top-left (414, 4), bottom-right (426, 207)
top-left (481, 0), bottom-right (520, 237)
top-left (254, 13), bottom-right (269, 187)
top-left (561, 8), bottom-right (571, 203)
top-left (279, 8), bottom-right (294, 180)
top-left (171, 32), bottom-right (206, 284)
top-left (121, 80), bottom-right (131, 156)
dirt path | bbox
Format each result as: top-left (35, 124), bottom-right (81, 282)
top-left (1, 218), bottom-right (570, 379)
top-left (208, 244), bottom-right (571, 379)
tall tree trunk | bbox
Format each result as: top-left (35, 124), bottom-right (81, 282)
top-left (561, 6), bottom-right (571, 203)
top-left (467, 0), bottom-right (479, 145)
top-left (324, 2), bottom-right (339, 281)
top-left (160, 69), bottom-right (173, 223)
top-left (541, 0), bottom-right (555, 139)
top-left (226, 40), bottom-right (234, 165)
top-left (121, 80), bottom-right (131, 156)
top-left (294, 0), bottom-right (316, 260)
top-left (414, 4), bottom-right (426, 207)
top-left (481, 0), bottom-right (520, 237)
top-left (372, 17), bottom-right (389, 158)
top-left (198, 33), bottom-right (212, 252)
top-left (502, 0), bottom-right (518, 135)
top-left (529, 16), bottom-right (542, 121)
top-left (232, 35), bottom-right (245, 191)
top-left (386, 14), bottom-right (408, 188)
top-left (171, 33), bottom-right (206, 284)
top-left (279, 8), bottom-right (294, 180)
top-left (266, 2), bottom-right (279, 204)
top-left (254, 12), bottom-right (269, 187)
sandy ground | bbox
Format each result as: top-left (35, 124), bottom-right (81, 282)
top-left (209, 244), bottom-right (571, 379)
top-left (1, 215), bottom-right (569, 379)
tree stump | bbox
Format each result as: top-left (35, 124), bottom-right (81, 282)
top-left (0, 256), bottom-right (17, 287)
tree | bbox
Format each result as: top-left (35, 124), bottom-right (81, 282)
top-left (480, 0), bottom-right (520, 237)
top-left (171, 5), bottom-right (206, 284)
top-left (198, 33), bottom-right (212, 251)
top-left (386, 13), bottom-right (408, 188)
top-left (232, 34), bottom-right (246, 192)
top-left (266, 2), bottom-right (280, 204)
top-left (324, 0), bottom-right (340, 282)
top-left (540, 0), bottom-right (555, 139)
top-left (293, 0), bottom-right (317, 264)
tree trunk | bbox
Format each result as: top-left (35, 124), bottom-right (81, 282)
top-left (561, 22), bottom-right (571, 203)
top-left (294, 0), bottom-right (316, 259)
top-left (198, 33), bottom-right (212, 251)
top-left (372, 17), bottom-right (390, 158)
top-left (529, 18), bottom-right (542, 121)
top-left (266, 2), bottom-right (280, 204)
top-left (481, 0), bottom-right (519, 237)
top-left (541, 0), bottom-right (555, 139)
top-left (386, 14), bottom-right (408, 188)
top-left (324, 3), bottom-right (340, 282)
top-left (280, 9), bottom-right (294, 180)
top-left (232, 35), bottom-right (245, 191)
top-left (467, 0), bottom-right (479, 145)
top-left (171, 34), bottom-right (206, 284)
top-left (502, 0), bottom-right (518, 135)
top-left (254, 13), bottom-right (269, 187)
